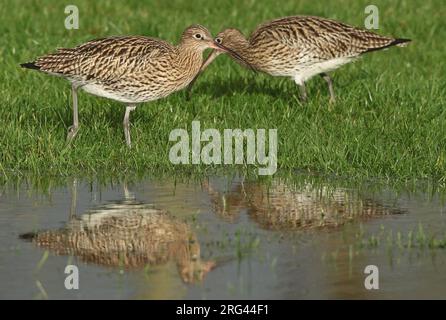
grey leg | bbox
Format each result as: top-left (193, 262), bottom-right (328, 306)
top-left (123, 183), bottom-right (136, 201)
top-left (299, 83), bottom-right (308, 102)
top-left (321, 73), bottom-right (335, 103)
top-left (69, 178), bottom-right (77, 220)
top-left (123, 105), bottom-right (137, 147)
top-left (67, 84), bottom-right (80, 142)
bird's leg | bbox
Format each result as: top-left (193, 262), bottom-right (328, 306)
top-left (320, 73), bottom-right (336, 103)
top-left (123, 182), bottom-right (136, 201)
top-left (299, 83), bottom-right (308, 102)
top-left (69, 178), bottom-right (78, 221)
top-left (67, 83), bottom-right (80, 142)
top-left (123, 105), bottom-right (137, 147)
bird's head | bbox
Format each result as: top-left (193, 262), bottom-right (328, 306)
top-left (196, 28), bottom-right (252, 72)
top-left (181, 24), bottom-right (216, 51)
top-left (181, 25), bottom-right (249, 60)
top-left (214, 28), bottom-right (249, 52)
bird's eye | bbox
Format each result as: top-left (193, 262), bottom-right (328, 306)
top-left (215, 37), bottom-right (222, 44)
top-left (194, 33), bottom-right (203, 40)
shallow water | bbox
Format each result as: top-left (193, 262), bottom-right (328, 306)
top-left (0, 174), bottom-right (445, 299)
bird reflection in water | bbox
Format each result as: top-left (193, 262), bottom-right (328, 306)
top-left (20, 180), bottom-right (215, 283)
top-left (205, 179), bottom-right (405, 229)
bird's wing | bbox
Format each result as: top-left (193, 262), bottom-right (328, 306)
top-left (249, 16), bottom-right (395, 60)
top-left (33, 36), bottom-right (176, 81)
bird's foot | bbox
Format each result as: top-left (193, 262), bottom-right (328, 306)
top-left (66, 125), bottom-right (79, 143)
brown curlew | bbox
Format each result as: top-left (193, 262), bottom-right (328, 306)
top-left (204, 179), bottom-right (406, 229)
top-left (20, 25), bottom-right (248, 147)
top-left (20, 183), bottom-right (216, 283)
top-left (188, 16), bottom-right (411, 103)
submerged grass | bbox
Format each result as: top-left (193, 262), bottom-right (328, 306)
top-left (356, 223), bottom-right (446, 250)
top-left (0, 0), bottom-right (445, 181)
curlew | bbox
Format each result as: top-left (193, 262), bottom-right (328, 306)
top-left (204, 179), bottom-right (406, 229)
top-left (20, 183), bottom-right (215, 283)
top-left (188, 16), bottom-right (411, 103)
top-left (20, 25), bottom-right (247, 147)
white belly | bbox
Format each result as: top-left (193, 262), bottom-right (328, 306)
top-left (293, 57), bottom-right (354, 85)
top-left (80, 83), bottom-right (138, 103)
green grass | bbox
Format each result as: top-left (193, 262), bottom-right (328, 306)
top-left (0, 0), bottom-right (445, 181)
top-left (355, 223), bottom-right (446, 250)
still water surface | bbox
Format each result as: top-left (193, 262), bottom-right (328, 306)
top-left (0, 174), bottom-right (445, 299)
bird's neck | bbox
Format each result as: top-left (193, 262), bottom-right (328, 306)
top-left (176, 44), bottom-right (203, 75)
top-left (233, 38), bottom-right (250, 53)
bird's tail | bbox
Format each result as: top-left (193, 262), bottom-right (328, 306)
top-left (19, 232), bottom-right (37, 241)
top-left (363, 38), bottom-right (411, 53)
top-left (392, 38), bottom-right (412, 47)
top-left (20, 61), bottom-right (41, 70)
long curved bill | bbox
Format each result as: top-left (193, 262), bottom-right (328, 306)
top-left (200, 49), bottom-right (221, 72)
top-left (186, 41), bottom-right (255, 99)
top-left (211, 42), bottom-right (255, 72)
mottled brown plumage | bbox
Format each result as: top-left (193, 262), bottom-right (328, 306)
top-left (205, 180), bottom-right (406, 229)
top-left (189, 16), bottom-right (411, 102)
top-left (21, 25), bottom-right (235, 146)
top-left (20, 202), bottom-right (215, 283)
